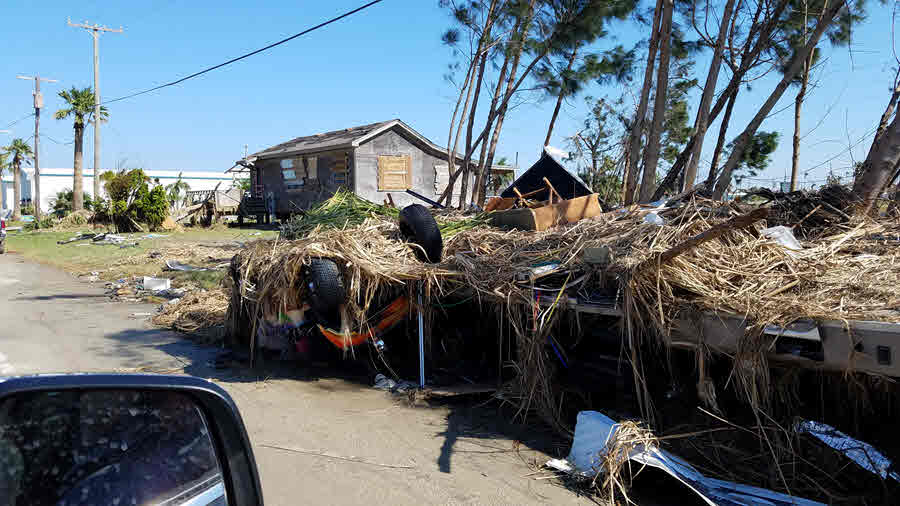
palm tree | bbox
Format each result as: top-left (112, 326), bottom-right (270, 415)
top-left (3, 139), bottom-right (34, 221)
top-left (55, 87), bottom-right (108, 211)
top-left (165, 172), bottom-right (191, 211)
top-left (0, 152), bottom-right (8, 212)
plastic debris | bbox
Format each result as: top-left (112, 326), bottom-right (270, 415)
top-left (798, 420), bottom-right (900, 481)
top-left (643, 212), bottom-right (665, 226)
top-left (373, 374), bottom-right (417, 393)
top-left (762, 225), bottom-right (803, 251)
top-left (165, 260), bottom-right (208, 272)
top-left (546, 411), bottom-right (824, 506)
top-left (141, 277), bottom-right (171, 292)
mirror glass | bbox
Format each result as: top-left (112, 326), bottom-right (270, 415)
top-left (0, 389), bottom-right (227, 506)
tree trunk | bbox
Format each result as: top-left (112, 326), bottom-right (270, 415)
top-left (469, 55), bottom-right (511, 206)
top-left (446, 56), bottom-right (478, 195)
top-left (623, 0), bottom-right (663, 205)
top-left (544, 44), bottom-right (580, 147)
top-left (854, 71), bottom-right (900, 213)
top-left (713, 1), bottom-right (844, 200)
top-left (458, 52), bottom-right (488, 209)
top-left (683, 0), bottom-right (736, 191)
top-left (705, 89), bottom-right (738, 187)
top-left (437, 46), bottom-right (550, 206)
top-left (853, 113), bottom-right (900, 213)
top-left (651, 0), bottom-right (790, 199)
top-left (73, 123), bottom-right (85, 211)
top-left (638, 0), bottom-right (674, 202)
top-left (12, 160), bottom-right (21, 221)
top-left (458, 0), bottom-right (499, 209)
top-left (472, 0), bottom-right (537, 207)
top-left (790, 52), bottom-right (813, 191)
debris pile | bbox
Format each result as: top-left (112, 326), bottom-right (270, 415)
top-left (216, 187), bottom-right (900, 503)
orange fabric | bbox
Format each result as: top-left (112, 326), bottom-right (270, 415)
top-left (318, 296), bottom-right (410, 350)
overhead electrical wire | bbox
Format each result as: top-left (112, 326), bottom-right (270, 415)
top-left (102, 0), bottom-right (384, 106)
top-left (3, 113), bottom-right (35, 130)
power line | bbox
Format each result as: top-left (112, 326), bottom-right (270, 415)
top-left (3, 113), bottom-right (35, 130)
top-left (102, 0), bottom-right (385, 106)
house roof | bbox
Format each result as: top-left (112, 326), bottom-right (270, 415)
top-left (500, 148), bottom-right (592, 200)
top-left (251, 119), bottom-right (464, 162)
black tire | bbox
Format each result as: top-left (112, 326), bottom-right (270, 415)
top-left (304, 258), bottom-right (346, 325)
top-left (0, 240), bottom-right (5, 254)
top-left (399, 204), bottom-right (443, 263)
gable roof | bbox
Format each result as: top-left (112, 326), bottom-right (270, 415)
top-left (252, 119), bottom-right (464, 162)
top-left (500, 149), bottom-right (592, 200)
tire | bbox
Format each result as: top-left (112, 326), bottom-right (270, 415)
top-left (0, 240), bottom-right (5, 254)
top-left (304, 258), bottom-right (346, 325)
top-left (399, 204), bottom-right (443, 263)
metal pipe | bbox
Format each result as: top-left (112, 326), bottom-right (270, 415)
top-left (417, 281), bottom-right (425, 388)
top-left (406, 189), bottom-right (445, 209)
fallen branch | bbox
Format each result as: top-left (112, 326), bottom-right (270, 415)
top-left (638, 207), bottom-right (769, 269)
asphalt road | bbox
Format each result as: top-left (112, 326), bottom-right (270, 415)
top-left (0, 252), bottom-right (596, 505)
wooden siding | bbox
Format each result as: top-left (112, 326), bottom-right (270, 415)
top-left (354, 128), bottom-right (443, 208)
top-left (254, 149), bottom-right (352, 216)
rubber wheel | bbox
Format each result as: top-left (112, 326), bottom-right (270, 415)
top-left (0, 240), bottom-right (5, 254)
top-left (304, 258), bottom-right (345, 325)
top-left (399, 204), bottom-right (443, 263)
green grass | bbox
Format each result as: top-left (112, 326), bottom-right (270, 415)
top-left (4, 225), bottom-right (276, 282)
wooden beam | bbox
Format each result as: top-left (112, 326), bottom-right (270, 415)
top-left (638, 207), bottom-right (769, 269)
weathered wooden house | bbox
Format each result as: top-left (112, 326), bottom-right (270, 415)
top-left (232, 120), bottom-right (479, 219)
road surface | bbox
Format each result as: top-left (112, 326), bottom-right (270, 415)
top-left (0, 253), bottom-right (595, 505)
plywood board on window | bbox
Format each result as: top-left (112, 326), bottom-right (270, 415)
top-left (378, 155), bottom-right (411, 191)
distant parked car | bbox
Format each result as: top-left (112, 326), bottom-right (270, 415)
top-left (0, 217), bottom-right (6, 254)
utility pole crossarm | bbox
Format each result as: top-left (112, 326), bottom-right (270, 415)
top-left (16, 76), bottom-right (58, 83)
top-left (67, 18), bottom-right (123, 33)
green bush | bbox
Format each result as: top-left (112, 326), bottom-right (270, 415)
top-left (97, 169), bottom-right (170, 231)
top-left (24, 216), bottom-right (56, 231)
top-left (50, 189), bottom-right (93, 217)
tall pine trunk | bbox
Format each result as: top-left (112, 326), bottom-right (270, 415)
top-left (623, 0), bottom-right (663, 205)
top-left (473, 0), bottom-right (537, 207)
top-left (458, 0), bottom-right (499, 209)
top-left (638, 0), bottom-right (674, 202)
top-left (705, 90), bottom-right (738, 187)
top-left (790, 52), bottom-right (813, 191)
top-left (854, 71), bottom-right (900, 213)
top-left (12, 159), bottom-right (22, 221)
top-left (683, 0), bottom-right (736, 191)
top-left (544, 45), bottom-right (580, 147)
top-left (73, 123), bottom-right (85, 211)
top-left (446, 57), bottom-right (479, 195)
top-left (713, 1), bottom-right (844, 200)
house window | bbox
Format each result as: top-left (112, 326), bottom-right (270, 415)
top-left (280, 159), bottom-right (293, 169)
top-left (282, 169), bottom-right (297, 180)
top-left (377, 155), bottom-right (411, 191)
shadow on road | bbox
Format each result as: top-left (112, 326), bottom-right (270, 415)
top-left (14, 294), bottom-right (109, 301)
top-left (96, 326), bottom-right (597, 500)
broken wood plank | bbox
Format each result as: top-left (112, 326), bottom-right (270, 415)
top-left (639, 207), bottom-right (769, 269)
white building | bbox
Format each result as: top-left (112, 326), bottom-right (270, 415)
top-left (1, 168), bottom-right (239, 214)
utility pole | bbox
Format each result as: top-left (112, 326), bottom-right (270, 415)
top-left (68, 18), bottom-right (123, 203)
top-left (17, 75), bottom-right (58, 221)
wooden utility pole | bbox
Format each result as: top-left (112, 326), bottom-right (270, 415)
top-left (68, 19), bottom-right (123, 203)
top-left (17, 75), bottom-right (58, 221)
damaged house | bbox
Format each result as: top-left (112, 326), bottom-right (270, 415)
top-left (232, 119), bottom-right (489, 219)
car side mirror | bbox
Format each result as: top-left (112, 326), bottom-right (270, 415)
top-left (0, 374), bottom-right (263, 506)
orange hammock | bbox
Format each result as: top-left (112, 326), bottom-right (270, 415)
top-left (318, 296), bottom-right (410, 350)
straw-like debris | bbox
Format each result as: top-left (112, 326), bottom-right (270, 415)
top-left (152, 288), bottom-right (229, 343)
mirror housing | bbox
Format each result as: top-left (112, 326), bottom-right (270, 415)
top-left (0, 374), bottom-right (263, 506)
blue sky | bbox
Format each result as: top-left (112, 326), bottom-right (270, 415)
top-left (0, 1), bottom-right (896, 189)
